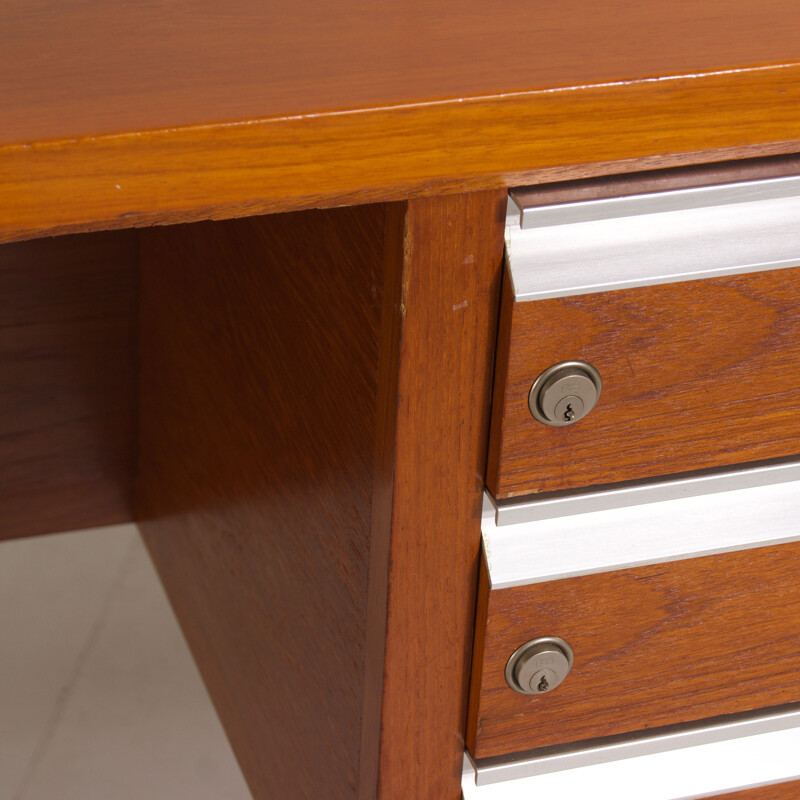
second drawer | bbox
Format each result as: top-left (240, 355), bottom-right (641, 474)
top-left (467, 468), bottom-right (800, 761)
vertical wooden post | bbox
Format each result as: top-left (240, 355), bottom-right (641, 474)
top-left (361, 192), bottom-right (506, 799)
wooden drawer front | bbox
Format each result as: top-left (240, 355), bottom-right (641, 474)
top-left (466, 541), bottom-right (800, 760)
top-left (486, 266), bottom-right (800, 499)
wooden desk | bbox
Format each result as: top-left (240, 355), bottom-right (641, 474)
top-left (2, 2), bottom-right (800, 797)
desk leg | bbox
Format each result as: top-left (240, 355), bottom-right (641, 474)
top-left (138, 192), bottom-right (506, 799)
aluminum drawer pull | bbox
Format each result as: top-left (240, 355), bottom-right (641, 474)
top-left (505, 174), bottom-right (800, 301)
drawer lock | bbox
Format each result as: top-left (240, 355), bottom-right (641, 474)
top-left (528, 361), bottom-right (601, 426)
top-left (505, 636), bottom-right (574, 695)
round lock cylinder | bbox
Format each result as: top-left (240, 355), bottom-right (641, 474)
top-left (529, 361), bottom-right (602, 426)
top-left (505, 637), bottom-right (574, 695)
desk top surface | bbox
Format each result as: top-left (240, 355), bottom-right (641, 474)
top-left (3, 0), bottom-right (800, 144)
top-left (3, 0), bottom-right (800, 240)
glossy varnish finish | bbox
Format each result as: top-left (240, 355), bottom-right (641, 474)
top-left (488, 267), bottom-right (800, 498)
top-left (4, 72), bottom-right (800, 244)
top-left (5, 0), bottom-right (800, 243)
top-left (5, 0), bottom-right (800, 146)
top-left (0, 232), bottom-right (137, 539)
top-left (138, 206), bottom-right (386, 798)
top-left (467, 542), bottom-right (800, 759)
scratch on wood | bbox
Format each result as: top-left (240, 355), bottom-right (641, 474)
top-left (400, 216), bottom-right (412, 319)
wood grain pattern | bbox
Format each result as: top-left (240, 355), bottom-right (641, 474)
top-left (0, 232), bottom-right (137, 539)
top-left (138, 192), bottom-right (506, 799)
top-left (712, 781), bottom-right (800, 799)
top-left (5, 0), bottom-right (800, 147)
top-left (466, 558), bottom-right (493, 757)
top-left (467, 542), bottom-right (800, 759)
top-left (488, 267), bottom-right (800, 498)
top-left (363, 192), bottom-right (507, 799)
top-left (138, 206), bottom-right (386, 799)
top-left (4, 67), bottom-right (800, 243)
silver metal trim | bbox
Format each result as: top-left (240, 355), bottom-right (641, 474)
top-left (491, 457), bottom-right (800, 526)
top-left (482, 460), bottom-right (800, 589)
top-left (512, 174), bottom-right (800, 230)
top-left (467, 704), bottom-right (800, 786)
top-left (505, 174), bottom-right (800, 301)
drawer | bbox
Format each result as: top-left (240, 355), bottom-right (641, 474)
top-left (466, 463), bottom-right (800, 762)
top-left (486, 172), bottom-right (800, 499)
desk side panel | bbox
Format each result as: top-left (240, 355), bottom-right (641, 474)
top-left (138, 206), bottom-right (386, 799)
top-left (139, 192), bottom-right (506, 800)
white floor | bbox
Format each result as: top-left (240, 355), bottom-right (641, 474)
top-left (0, 524), bottom-right (253, 800)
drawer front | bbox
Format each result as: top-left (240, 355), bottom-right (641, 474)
top-left (487, 172), bottom-right (800, 500)
top-left (466, 541), bottom-right (800, 760)
top-left (486, 267), bottom-right (800, 499)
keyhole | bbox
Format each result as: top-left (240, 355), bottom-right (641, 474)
top-left (537, 675), bottom-right (550, 693)
top-left (563, 404), bottom-right (575, 422)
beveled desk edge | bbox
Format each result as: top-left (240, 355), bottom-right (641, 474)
top-left (3, 63), bottom-right (800, 243)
